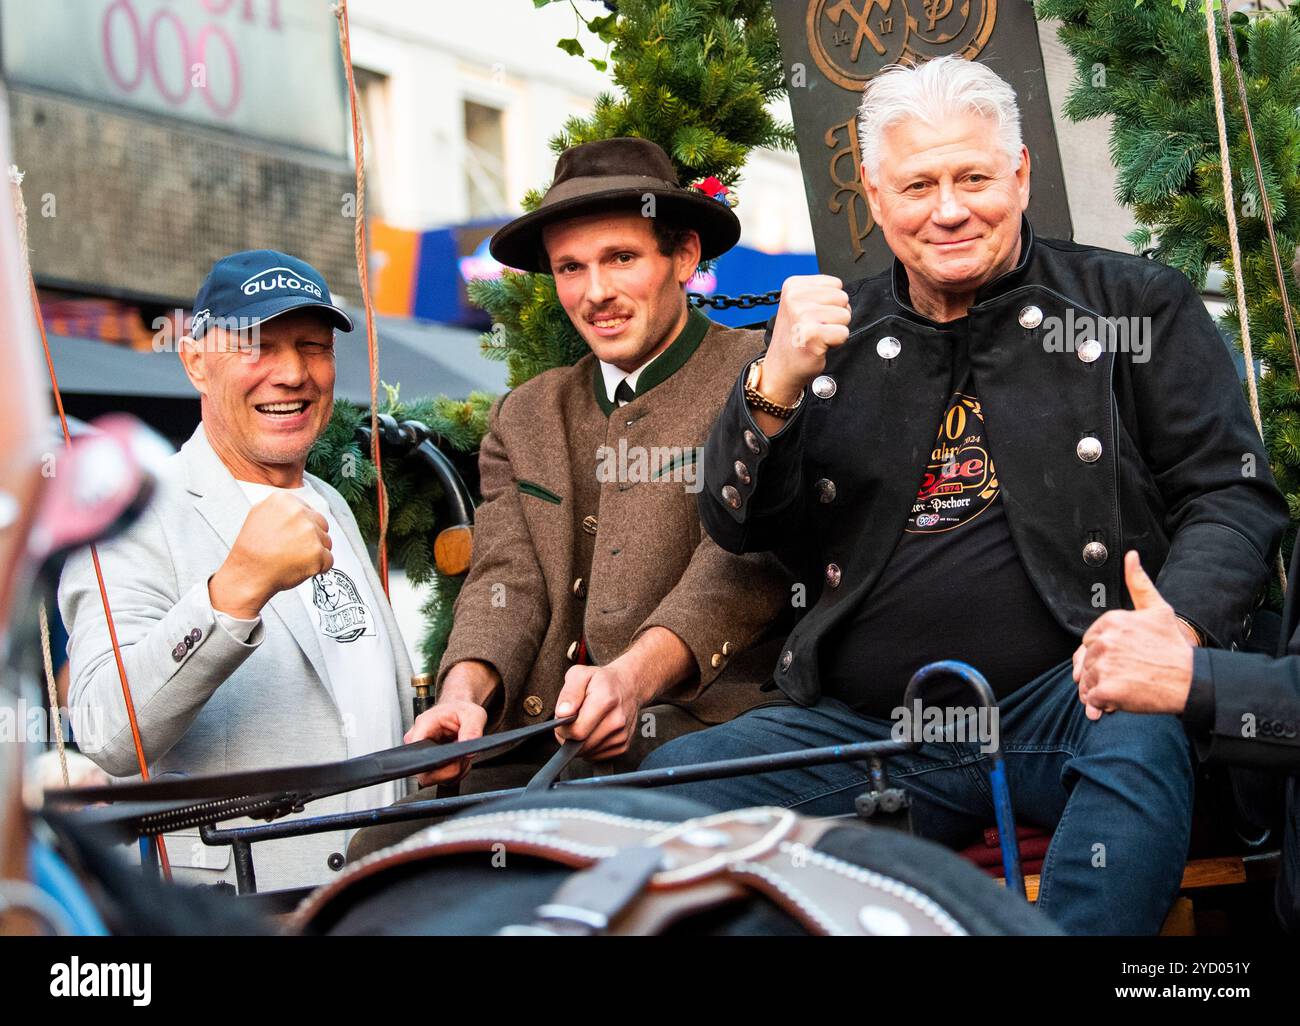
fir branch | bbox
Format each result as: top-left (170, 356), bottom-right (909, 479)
top-left (1040, 0), bottom-right (1300, 601)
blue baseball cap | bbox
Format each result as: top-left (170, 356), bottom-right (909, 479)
top-left (188, 249), bottom-right (353, 340)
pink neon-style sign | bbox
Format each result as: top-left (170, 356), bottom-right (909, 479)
top-left (99, 0), bottom-right (283, 119)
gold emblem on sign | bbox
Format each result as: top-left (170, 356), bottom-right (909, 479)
top-left (806, 0), bottom-right (997, 91)
top-left (807, 0), bottom-right (997, 261)
top-left (824, 117), bottom-right (875, 263)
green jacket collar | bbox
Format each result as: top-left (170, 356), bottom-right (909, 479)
top-left (592, 307), bottom-right (711, 416)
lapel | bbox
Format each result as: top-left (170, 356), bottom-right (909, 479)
top-left (181, 424), bottom-right (339, 713)
top-left (306, 474), bottom-right (415, 723)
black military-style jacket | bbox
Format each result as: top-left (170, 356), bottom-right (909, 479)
top-left (699, 221), bottom-right (1289, 708)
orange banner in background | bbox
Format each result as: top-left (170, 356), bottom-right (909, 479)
top-left (39, 296), bottom-right (156, 350)
top-left (369, 220), bottom-right (419, 318)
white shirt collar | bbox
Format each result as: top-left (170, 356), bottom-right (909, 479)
top-left (598, 355), bottom-right (655, 405)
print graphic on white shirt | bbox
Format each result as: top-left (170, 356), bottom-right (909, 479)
top-left (234, 477), bottom-right (404, 823)
top-left (309, 568), bottom-right (375, 642)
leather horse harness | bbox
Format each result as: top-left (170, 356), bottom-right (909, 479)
top-left (48, 666), bottom-right (1038, 936)
top-left (292, 803), bottom-right (969, 936)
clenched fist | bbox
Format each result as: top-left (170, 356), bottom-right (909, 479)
top-left (758, 274), bottom-right (853, 407)
top-left (209, 491), bottom-right (333, 619)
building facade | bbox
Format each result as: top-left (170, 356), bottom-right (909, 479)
top-left (2, 0), bottom-right (359, 308)
top-left (345, 1), bottom-right (1138, 267)
top-left (0, 0), bottom-right (1145, 313)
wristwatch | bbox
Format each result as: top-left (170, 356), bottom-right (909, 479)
top-left (1175, 616), bottom-right (1205, 647)
top-left (744, 358), bottom-right (804, 420)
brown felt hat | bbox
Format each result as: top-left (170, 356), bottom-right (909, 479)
top-left (489, 137), bottom-right (741, 274)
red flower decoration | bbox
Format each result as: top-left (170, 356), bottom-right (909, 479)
top-left (691, 176), bottom-right (727, 199)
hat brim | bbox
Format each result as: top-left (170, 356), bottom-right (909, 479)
top-left (489, 184), bottom-right (741, 275)
top-left (196, 295), bottom-right (354, 338)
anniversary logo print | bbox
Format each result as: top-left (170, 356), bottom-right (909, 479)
top-left (907, 392), bottom-right (999, 533)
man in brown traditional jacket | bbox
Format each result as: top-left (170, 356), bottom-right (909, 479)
top-left (401, 139), bottom-right (792, 798)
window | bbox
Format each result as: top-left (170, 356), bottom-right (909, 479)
top-left (353, 65), bottom-right (392, 219)
top-left (463, 100), bottom-right (508, 219)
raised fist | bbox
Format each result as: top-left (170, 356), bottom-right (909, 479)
top-left (209, 491), bottom-right (333, 619)
top-left (758, 274), bottom-right (853, 404)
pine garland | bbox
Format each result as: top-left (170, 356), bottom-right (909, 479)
top-left (418, 572), bottom-right (465, 677)
top-left (316, 0), bottom-right (792, 669)
top-left (307, 386), bottom-right (494, 591)
top-left (1036, 0), bottom-right (1300, 604)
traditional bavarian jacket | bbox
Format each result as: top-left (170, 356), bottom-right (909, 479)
top-left (438, 308), bottom-right (792, 736)
top-left (700, 220), bottom-right (1288, 709)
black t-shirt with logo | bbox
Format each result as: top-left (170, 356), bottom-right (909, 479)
top-left (819, 321), bottom-right (1078, 719)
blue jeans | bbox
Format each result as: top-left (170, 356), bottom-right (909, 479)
top-left (642, 661), bottom-right (1194, 935)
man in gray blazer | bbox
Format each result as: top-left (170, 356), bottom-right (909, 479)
top-left (60, 250), bottom-right (414, 892)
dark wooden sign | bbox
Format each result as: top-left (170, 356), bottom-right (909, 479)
top-left (770, 0), bottom-right (1073, 281)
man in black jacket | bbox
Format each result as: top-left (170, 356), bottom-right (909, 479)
top-left (1077, 548), bottom-right (1299, 932)
top-left (641, 56), bottom-right (1288, 934)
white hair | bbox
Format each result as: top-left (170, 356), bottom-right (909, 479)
top-left (857, 56), bottom-right (1023, 183)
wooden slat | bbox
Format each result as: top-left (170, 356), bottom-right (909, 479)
top-left (1178, 856), bottom-right (1248, 890)
top-left (1160, 897), bottom-right (1197, 936)
top-left (1007, 856), bottom-right (1249, 902)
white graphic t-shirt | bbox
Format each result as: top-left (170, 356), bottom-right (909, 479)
top-left (236, 480), bottom-right (402, 817)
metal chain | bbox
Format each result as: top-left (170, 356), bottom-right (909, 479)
top-left (689, 290), bottom-right (782, 311)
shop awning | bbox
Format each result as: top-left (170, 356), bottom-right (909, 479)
top-left (45, 307), bottom-right (509, 404)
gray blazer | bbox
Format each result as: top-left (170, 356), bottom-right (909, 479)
top-left (59, 424), bottom-right (415, 891)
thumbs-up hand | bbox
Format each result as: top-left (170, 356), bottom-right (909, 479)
top-left (1073, 551), bottom-right (1196, 718)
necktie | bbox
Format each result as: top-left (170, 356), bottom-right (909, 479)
top-left (615, 379), bottom-right (636, 406)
